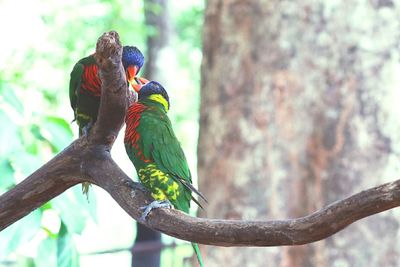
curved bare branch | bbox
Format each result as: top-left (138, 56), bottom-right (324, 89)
top-left (1, 31), bottom-right (400, 248)
top-left (0, 141), bottom-right (82, 230)
top-left (93, 164), bottom-right (400, 246)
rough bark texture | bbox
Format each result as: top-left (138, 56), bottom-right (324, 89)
top-left (132, 1), bottom-right (170, 266)
top-left (198, 0), bottom-right (400, 266)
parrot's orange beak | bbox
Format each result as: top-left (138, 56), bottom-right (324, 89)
top-left (126, 65), bottom-right (139, 86)
top-left (132, 76), bottom-right (150, 92)
top-left (126, 66), bottom-right (149, 92)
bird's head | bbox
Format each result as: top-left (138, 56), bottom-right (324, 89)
top-left (137, 81), bottom-right (170, 112)
top-left (122, 46), bottom-right (146, 88)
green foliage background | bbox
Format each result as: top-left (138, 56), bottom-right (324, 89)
top-left (0, 0), bottom-right (204, 266)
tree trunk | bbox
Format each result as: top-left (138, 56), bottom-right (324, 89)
top-left (198, 0), bottom-right (400, 266)
top-left (143, 0), bottom-right (170, 81)
top-left (131, 224), bottom-right (162, 267)
top-left (132, 1), bottom-right (170, 267)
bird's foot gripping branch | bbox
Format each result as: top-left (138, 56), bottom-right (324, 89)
top-left (1, 31), bottom-right (400, 248)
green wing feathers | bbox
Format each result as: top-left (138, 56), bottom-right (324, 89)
top-left (69, 55), bottom-right (100, 136)
top-left (69, 55), bottom-right (97, 196)
top-left (69, 62), bottom-right (84, 117)
top-left (136, 108), bottom-right (206, 210)
top-left (138, 110), bottom-right (191, 180)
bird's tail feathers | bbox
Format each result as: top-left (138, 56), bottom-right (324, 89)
top-left (178, 178), bottom-right (208, 203)
top-left (82, 182), bottom-right (91, 201)
top-left (191, 196), bottom-right (204, 210)
top-left (191, 242), bottom-right (204, 267)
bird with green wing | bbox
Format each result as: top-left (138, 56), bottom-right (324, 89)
top-left (124, 80), bottom-right (207, 267)
top-left (69, 45), bottom-right (145, 197)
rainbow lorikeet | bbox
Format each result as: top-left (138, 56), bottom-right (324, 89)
top-left (124, 81), bottom-right (207, 267)
top-left (69, 46), bottom-right (145, 197)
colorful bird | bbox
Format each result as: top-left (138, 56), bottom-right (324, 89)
top-left (124, 81), bottom-right (206, 267)
top-left (69, 46), bottom-right (145, 197)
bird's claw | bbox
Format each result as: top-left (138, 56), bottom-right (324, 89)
top-left (136, 183), bottom-right (147, 192)
top-left (124, 179), bottom-right (136, 189)
top-left (124, 180), bottom-right (147, 192)
top-left (82, 121), bottom-right (93, 136)
top-left (139, 200), bottom-right (172, 221)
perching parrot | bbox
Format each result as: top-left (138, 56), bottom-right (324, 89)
top-left (124, 81), bottom-right (207, 267)
top-left (69, 46), bottom-right (145, 197)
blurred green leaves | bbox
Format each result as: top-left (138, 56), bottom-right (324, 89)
top-left (57, 223), bottom-right (80, 267)
top-left (36, 237), bottom-right (57, 267)
top-left (175, 5), bottom-right (204, 49)
top-left (0, 210), bottom-right (42, 258)
top-left (52, 186), bottom-right (98, 235)
top-left (36, 223), bottom-right (80, 267)
top-left (0, 159), bottom-right (15, 190)
top-left (0, 83), bottom-right (24, 112)
top-left (0, 79), bottom-right (94, 267)
top-left (40, 116), bottom-right (73, 152)
top-left (0, 82), bottom-right (75, 179)
top-left (0, 111), bottom-right (20, 158)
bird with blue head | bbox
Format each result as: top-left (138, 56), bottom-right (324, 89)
top-left (69, 45), bottom-right (145, 197)
top-left (124, 80), bottom-right (206, 267)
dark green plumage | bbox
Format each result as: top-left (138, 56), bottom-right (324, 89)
top-left (69, 55), bottom-right (102, 197)
top-left (69, 46), bottom-right (145, 136)
top-left (124, 81), bottom-right (205, 266)
top-left (69, 55), bottom-right (100, 136)
top-left (69, 46), bottom-right (145, 197)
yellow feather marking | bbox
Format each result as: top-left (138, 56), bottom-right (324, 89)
top-left (165, 182), bottom-right (179, 200)
top-left (138, 168), bottom-right (151, 183)
top-left (76, 113), bottom-right (91, 120)
top-left (171, 182), bottom-right (179, 191)
top-left (148, 94), bottom-right (169, 112)
top-left (151, 189), bottom-right (167, 201)
top-left (138, 164), bottom-right (180, 201)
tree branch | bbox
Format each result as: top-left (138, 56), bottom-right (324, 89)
top-left (92, 166), bottom-right (400, 246)
top-left (1, 31), bottom-right (400, 247)
top-left (0, 141), bottom-right (82, 230)
top-left (90, 31), bottom-right (128, 146)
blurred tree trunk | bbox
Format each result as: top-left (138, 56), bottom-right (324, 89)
top-left (143, 0), bottom-right (170, 80)
top-left (131, 1), bottom-right (170, 267)
top-left (198, 0), bottom-right (400, 267)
